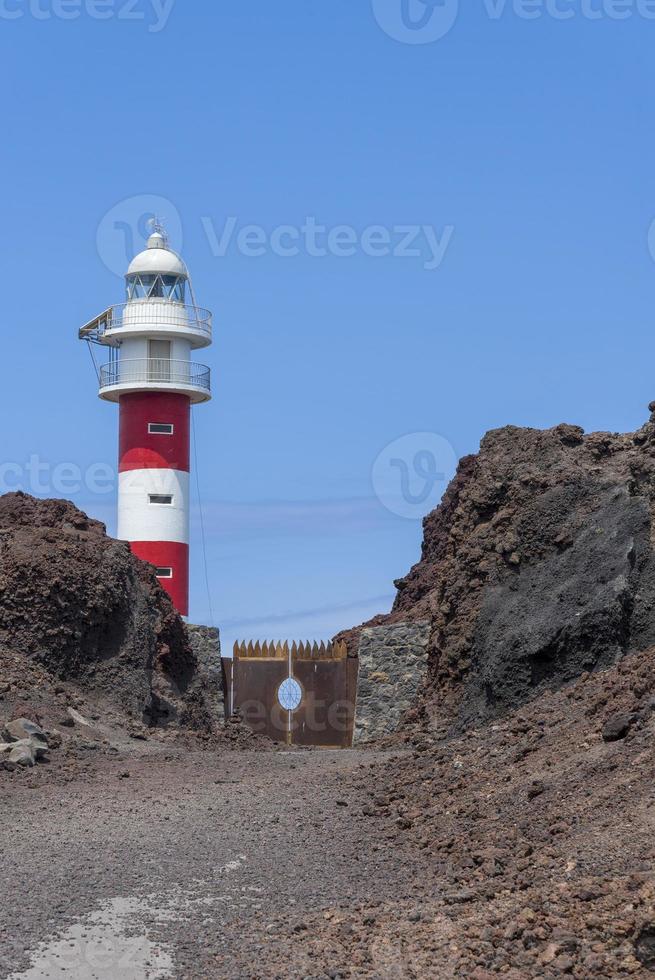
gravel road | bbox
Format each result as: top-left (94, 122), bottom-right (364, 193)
top-left (0, 747), bottom-right (422, 980)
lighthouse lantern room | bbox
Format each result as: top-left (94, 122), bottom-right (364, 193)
top-left (79, 225), bottom-right (212, 616)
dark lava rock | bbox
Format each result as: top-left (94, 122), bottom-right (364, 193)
top-left (0, 493), bottom-right (209, 730)
top-left (635, 923), bottom-right (655, 968)
top-left (337, 408), bottom-right (655, 730)
top-left (462, 486), bottom-right (649, 722)
top-left (527, 780), bottom-right (546, 800)
top-left (601, 713), bottom-right (634, 743)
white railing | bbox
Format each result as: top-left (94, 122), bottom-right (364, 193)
top-left (95, 303), bottom-right (212, 340)
top-left (99, 358), bottom-right (211, 393)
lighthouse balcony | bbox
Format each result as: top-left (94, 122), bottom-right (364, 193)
top-left (99, 358), bottom-right (211, 404)
top-left (80, 303), bottom-right (212, 349)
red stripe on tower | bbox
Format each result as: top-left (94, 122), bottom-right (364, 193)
top-left (119, 392), bottom-right (190, 473)
top-left (131, 541), bottom-right (190, 617)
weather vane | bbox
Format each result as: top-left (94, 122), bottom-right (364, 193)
top-left (147, 215), bottom-right (168, 244)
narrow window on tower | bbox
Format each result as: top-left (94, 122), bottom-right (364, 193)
top-left (149, 494), bottom-right (174, 505)
top-left (155, 567), bottom-right (173, 579)
top-left (148, 423), bottom-right (174, 435)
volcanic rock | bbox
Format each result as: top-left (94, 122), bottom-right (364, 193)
top-left (0, 492), bottom-right (208, 730)
top-left (340, 409), bottom-right (655, 732)
top-left (3, 718), bottom-right (47, 745)
top-left (2, 739), bottom-right (42, 769)
top-left (601, 712), bottom-right (634, 742)
top-left (635, 923), bottom-right (655, 968)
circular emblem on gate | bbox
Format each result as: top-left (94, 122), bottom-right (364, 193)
top-left (278, 677), bottom-right (302, 711)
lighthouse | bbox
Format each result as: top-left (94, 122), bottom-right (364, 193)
top-left (79, 225), bottom-right (212, 616)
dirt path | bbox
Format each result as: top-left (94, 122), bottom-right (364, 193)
top-left (0, 748), bottom-right (424, 980)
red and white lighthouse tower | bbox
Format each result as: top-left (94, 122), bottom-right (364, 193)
top-left (79, 226), bottom-right (212, 616)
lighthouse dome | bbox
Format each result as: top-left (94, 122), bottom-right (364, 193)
top-left (127, 232), bottom-right (188, 278)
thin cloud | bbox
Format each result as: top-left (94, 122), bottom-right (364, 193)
top-left (188, 496), bottom-right (393, 540)
top-left (221, 593), bottom-right (395, 630)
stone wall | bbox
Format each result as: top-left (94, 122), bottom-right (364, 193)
top-left (354, 621), bottom-right (430, 744)
top-left (186, 625), bottom-right (224, 724)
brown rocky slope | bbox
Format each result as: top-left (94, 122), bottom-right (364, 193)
top-left (341, 405), bottom-right (655, 735)
top-left (0, 492), bottom-right (208, 732)
top-left (268, 645), bottom-right (655, 978)
top-left (300, 407), bottom-right (655, 975)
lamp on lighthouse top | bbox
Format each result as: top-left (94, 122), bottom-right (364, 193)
top-left (125, 223), bottom-right (189, 303)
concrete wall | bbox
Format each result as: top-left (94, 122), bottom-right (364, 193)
top-left (187, 625), bottom-right (223, 724)
top-left (355, 621), bottom-right (430, 744)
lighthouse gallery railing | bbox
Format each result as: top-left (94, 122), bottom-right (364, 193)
top-left (99, 358), bottom-right (211, 392)
top-left (92, 303), bottom-right (212, 340)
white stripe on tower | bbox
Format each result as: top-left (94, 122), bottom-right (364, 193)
top-left (117, 469), bottom-right (190, 544)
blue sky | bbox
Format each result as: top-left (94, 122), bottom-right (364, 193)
top-left (1, 1), bottom-right (655, 652)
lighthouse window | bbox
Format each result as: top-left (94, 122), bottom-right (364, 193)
top-left (126, 275), bottom-right (150, 300)
top-left (151, 278), bottom-right (165, 298)
top-left (149, 494), bottom-right (174, 505)
top-left (129, 274), bottom-right (160, 298)
top-left (162, 276), bottom-right (186, 303)
top-left (126, 274), bottom-right (186, 303)
top-left (148, 423), bottom-right (174, 435)
top-left (155, 567), bottom-right (173, 579)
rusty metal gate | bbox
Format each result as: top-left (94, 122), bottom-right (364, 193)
top-left (222, 641), bottom-right (358, 748)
